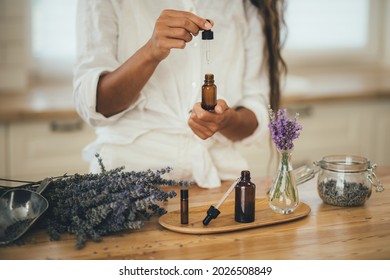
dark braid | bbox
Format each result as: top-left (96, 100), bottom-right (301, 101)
top-left (250, 0), bottom-right (287, 111)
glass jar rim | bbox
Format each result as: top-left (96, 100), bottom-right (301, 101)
top-left (316, 155), bottom-right (370, 173)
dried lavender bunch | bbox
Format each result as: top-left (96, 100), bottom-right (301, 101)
top-left (41, 154), bottom-right (188, 249)
top-left (268, 107), bottom-right (302, 151)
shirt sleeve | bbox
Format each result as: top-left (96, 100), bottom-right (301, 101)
top-left (73, 0), bottom-right (145, 127)
top-left (235, 0), bottom-right (270, 145)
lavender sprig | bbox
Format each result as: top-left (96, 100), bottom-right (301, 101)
top-left (268, 107), bottom-right (302, 151)
top-left (40, 154), bottom-right (189, 249)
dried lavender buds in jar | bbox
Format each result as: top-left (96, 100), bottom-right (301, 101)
top-left (318, 179), bottom-right (371, 207)
top-left (314, 155), bottom-right (383, 207)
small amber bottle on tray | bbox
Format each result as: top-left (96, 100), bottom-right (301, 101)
top-left (180, 189), bottom-right (189, 224)
top-left (201, 73), bottom-right (217, 111)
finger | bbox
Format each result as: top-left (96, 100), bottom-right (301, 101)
top-left (190, 107), bottom-right (214, 127)
top-left (151, 28), bottom-right (192, 56)
top-left (156, 15), bottom-right (197, 39)
top-left (166, 27), bottom-right (193, 42)
top-left (192, 114), bottom-right (222, 137)
top-left (189, 108), bottom-right (218, 134)
top-left (154, 26), bottom-right (193, 45)
top-left (191, 102), bottom-right (225, 131)
top-left (188, 117), bottom-right (215, 140)
top-left (152, 34), bottom-right (187, 51)
top-left (205, 19), bottom-right (215, 27)
top-left (162, 10), bottom-right (213, 34)
top-left (193, 104), bottom-right (217, 122)
top-left (214, 99), bottom-right (229, 114)
top-left (166, 10), bottom-right (213, 29)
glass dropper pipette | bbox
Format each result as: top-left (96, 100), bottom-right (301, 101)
top-left (202, 20), bottom-right (214, 65)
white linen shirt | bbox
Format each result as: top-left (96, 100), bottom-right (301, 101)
top-left (73, 0), bottom-right (269, 188)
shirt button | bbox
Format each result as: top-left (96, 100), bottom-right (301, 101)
top-left (192, 82), bottom-right (197, 88)
top-left (193, 42), bottom-right (198, 47)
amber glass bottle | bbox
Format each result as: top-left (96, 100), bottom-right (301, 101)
top-left (235, 170), bottom-right (256, 223)
top-left (201, 73), bottom-right (217, 111)
top-left (180, 189), bottom-right (189, 224)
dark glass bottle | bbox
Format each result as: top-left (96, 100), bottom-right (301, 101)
top-left (201, 73), bottom-right (217, 111)
top-left (180, 189), bottom-right (188, 224)
top-left (235, 170), bottom-right (256, 223)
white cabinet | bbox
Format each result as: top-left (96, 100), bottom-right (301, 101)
top-left (359, 100), bottom-right (390, 166)
top-left (237, 98), bottom-right (390, 177)
top-left (1, 98), bottom-right (388, 181)
top-left (288, 101), bottom-right (363, 167)
top-left (375, 112), bottom-right (390, 164)
top-left (7, 118), bottom-right (95, 181)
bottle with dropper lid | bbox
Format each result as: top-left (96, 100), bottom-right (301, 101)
top-left (201, 19), bottom-right (216, 111)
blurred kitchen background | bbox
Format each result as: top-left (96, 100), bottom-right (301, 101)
top-left (0, 0), bottom-right (389, 182)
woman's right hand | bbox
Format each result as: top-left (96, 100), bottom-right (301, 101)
top-left (146, 9), bottom-right (213, 62)
top-left (96, 10), bottom-right (213, 118)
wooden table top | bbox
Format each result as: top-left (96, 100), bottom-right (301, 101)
top-left (1, 166), bottom-right (389, 260)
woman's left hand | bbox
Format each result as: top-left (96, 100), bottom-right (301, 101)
top-left (188, 99), bottom-right (233, 140)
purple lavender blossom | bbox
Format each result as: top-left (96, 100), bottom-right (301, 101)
top-left (268, 108), bottom-right (302, 151)
top-left (37, 154), bottom-right (188, 249)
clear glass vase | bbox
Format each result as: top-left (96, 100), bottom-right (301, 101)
top-left (268, 149), bottom-right (299, 214)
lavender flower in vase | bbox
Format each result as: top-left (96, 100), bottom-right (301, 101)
top-left (268, 107), bottom-right (303, 214)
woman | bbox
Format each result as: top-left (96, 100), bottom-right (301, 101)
top-left (73, 0), bottom-right (286, 188)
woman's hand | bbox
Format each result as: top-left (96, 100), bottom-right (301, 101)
top-left (96, 10), bottom-right (213, 117)
top-left (146, 9), bottom-right (213, 62)
top-left (188, 99), bottom-right (233, 140)
top-left (188, 100), bottom-right (259, 141)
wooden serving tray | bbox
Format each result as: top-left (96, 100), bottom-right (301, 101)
top-left (159, 198), bottom-right (311, 234)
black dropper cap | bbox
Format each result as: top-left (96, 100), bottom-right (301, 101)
top-left (202, 19), bottom-right (214, 40)
top-left (202, 205), bottom-right (220, 226)
top-left (241, 170), bottom-right (251, 181)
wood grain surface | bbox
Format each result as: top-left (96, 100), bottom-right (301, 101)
top-left (0, 167), bottom-right (389, 260)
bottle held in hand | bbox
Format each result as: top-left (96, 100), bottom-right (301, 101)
top-left (201, 73), bottom-right (217, 111)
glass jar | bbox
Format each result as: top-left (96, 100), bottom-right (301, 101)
top-left (314, 155), bottom-right (384, 207)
